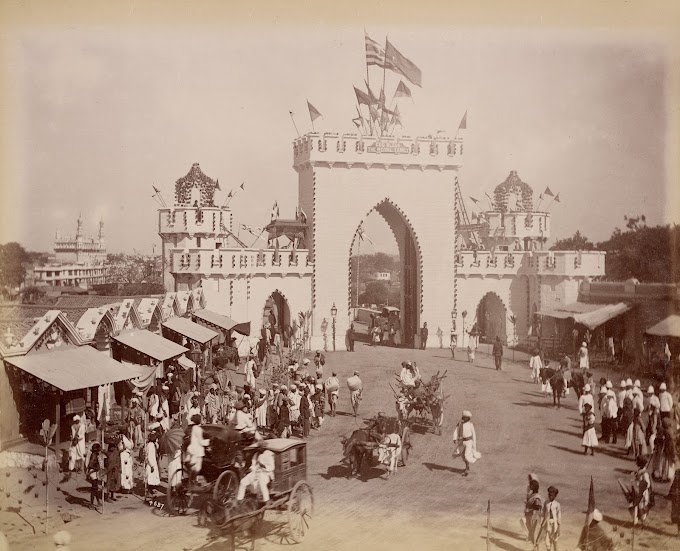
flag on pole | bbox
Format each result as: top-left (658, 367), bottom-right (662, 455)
top-left (354, 86), bottom-right (372, 106)
top-left (543, 187), bottom-right (554, 197)
top-left (554, 193), bottom-right (561, 203)
top-left (352, 117), bottom-right (362, 128)
top-left (307, 101), bottom-right (322, 122)
top-left (364, 80), bottom-right (379, 105)
top-left (586, 477), bottom-right (595, 516)
top-left (152, 185), bottom-right (161, 194)
top-left (239, 182), bottom-right (245, 191)
top-left (470, 197), bottom-right (480, 205)
top-left (368, 104), bottom-right (379, 121)
top-left (458, 111), bottom-right (467, 130)
top-left (365, 32), bottom-right (385, 67)
top-left (395, 80), bottom-right (412, 99)
top-left (379, 87), bottom-right (386, 107)
top-left (227, 190), bottom-right (234, 198)
top-left (357, 227), bottom-right (374, 245)
top-left (384, 38), bottom-right (422, 87)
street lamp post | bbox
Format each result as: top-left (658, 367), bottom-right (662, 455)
top-left (190, 345), bottom-right (202, 394)
top-left (321, 318), bottom-right (329, 353)
top-left (331, 303), bottom-right (337, 352)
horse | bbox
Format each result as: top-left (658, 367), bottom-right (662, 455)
top-left (570, 371), bottom-right (592, 400)
top-left (341, 429), bottom-right (378, 479)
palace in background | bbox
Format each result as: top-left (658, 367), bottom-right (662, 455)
top-left (32, 216), bottom-right (109, 289)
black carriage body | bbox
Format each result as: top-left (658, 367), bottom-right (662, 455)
top-left (200, 424), bottom-right (249, 483)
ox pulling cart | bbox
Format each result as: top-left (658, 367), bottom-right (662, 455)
top-left (341, 414), bottom-right (412, 479)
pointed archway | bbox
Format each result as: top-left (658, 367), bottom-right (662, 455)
top-left (476, 292), bottom-right (508, 344)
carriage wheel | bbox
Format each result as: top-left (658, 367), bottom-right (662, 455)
top-left (213, 469), bottom-right (239, 505)
top-left (400, 426), bottom-right (411, 466)
top-left (287, 481), bottom-right (314, 543)
top-left (166, 481), bottom-right (191, 516)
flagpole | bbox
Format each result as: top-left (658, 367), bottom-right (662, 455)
top-left (536, 195), bottom-right (544, 212)
top-left (545, 196), bottom-right (557, 211)
top-left (289, 111), bottom-right (301, 138)
top-left (381, 36), bottom-right (388, 137)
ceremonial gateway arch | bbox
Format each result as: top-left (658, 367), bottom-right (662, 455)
top-left (293, 132), bottom-right (462, 350)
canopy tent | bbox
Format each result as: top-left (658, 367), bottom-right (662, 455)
top-left (112, 330), bottom-right (188, 361)
top-left (5, 346), bottom-right (142, 392)
top-left (120, 361), bottom-right (159, 394)
top-left (537, 302), bottom-right (632, 331)
top-left (265, 219), bottom-right (308, 242)
top-left (193, 309), bottom-right (251, 336)
top-left (645, 315), bottom-right (680, 338)
top-left (162, 316), bottom-right (218, 344)
top-left (178, 355), bottom-right (197, 369)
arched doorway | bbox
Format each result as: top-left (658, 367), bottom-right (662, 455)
top-left (262, 291), bottom-right (291, 347)
top-left (349, 199), bottom-right (421, 348)
top-left (476, 292), bottom-right (507, 344)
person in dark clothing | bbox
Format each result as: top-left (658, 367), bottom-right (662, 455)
top-left (86, 442), bottom-right (104, 508)
top-left (492, 337), bottom-right (503, 370)
top-left (276, 398), bottom-right (291, 438)
top-left (346, 323), bottom-right (355, 352)
top-left (578, 509), bottom-right (616, 551)
top-left (420, 322), bottom-right (428, 349)
top-left (299, 387), bottom-right (311, 438)
top-left (106, 442), bottom-right (122, 502)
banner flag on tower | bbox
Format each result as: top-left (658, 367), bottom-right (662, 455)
top-left (384, 38), bottom-right (422, 87)
top-left (395, 80), bottom-right (412, 99)
top-left (365, 32), bottom-right (385, 67)
top-left (307, 101), bottom-right (322, 122)
top-left (543, 187), bottom-right (555, 197)
top-left (458, 111), bottom-right (468, 130)
top-left (354, 86), bottom-right (372, 106)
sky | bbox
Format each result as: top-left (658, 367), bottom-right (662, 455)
top-left (0, 26), bottom-right (674, 254)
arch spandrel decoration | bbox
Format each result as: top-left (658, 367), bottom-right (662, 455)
top-left (494, 171), bottom-right (534, 213)
top-left (347, 197), bottom-right (424, 317)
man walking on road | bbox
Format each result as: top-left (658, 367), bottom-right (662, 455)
top-left (420, 322), bottom-right (429, 350)
top-left (492, 336), bottom-right (503, 370)
top-left (346, 323), bottom-right (355, 352)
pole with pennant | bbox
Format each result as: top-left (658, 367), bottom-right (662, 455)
top-left (584, 476), bottom-right (595, 551)
top-left (289, 111), bottom-right (301, 138)
top-left (307, 101), bottom-right (322, 133)
top-left (454, 110), bottom-right (467, 139)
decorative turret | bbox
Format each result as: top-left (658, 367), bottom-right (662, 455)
top-left (174, 163), bottom-right (220, 207)
top-left (494, 171), bottom-right (533, 213)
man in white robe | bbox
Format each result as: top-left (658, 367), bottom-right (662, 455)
top-left (68, 415), bottom-right (86, 473)
top-left (452, 410), bottom-right (481, 477)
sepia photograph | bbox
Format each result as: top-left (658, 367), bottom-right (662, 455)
top-left (0, 2), bottom-right (679, 550)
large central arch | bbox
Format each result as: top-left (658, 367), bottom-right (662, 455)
top-left (348, 198), bottom-right (422, 348)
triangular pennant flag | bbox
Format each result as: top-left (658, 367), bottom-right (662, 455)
top-left (227, 190), bottom-right (233, 198)
top-left (352, 117), bottom-right (362, 128)
top-left (364, 80), bottom-right (379, 105)
top-left (395, 80), bottom-right (412, 99)
top-left (379, 87), bottom-right (386, 107)
top-left (307, 101), bottom-right (322, 122)
top-left (152, 185), bottom-right (161, 194)
top-left (470, 197), bottom-right (480, 205)
top-left (240, 182), bottom-right (245, 191)
top-left (458, 111), bottom-right (467, 130)
top-left (554, 193), bottom-right (561, 203)
top-left (354, 86), bottom-right (372, 106)
top-left (543, 187), bottom-right (554, 197)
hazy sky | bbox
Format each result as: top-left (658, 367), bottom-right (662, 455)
top-left (1, 26), bottom-right (673, 254)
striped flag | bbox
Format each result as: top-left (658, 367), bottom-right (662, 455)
top-left (365, 32), bottom-right (385, 67)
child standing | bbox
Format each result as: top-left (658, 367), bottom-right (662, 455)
top-left (582, 402), bottom-right (598, 456)
top-left (467, 345), bottom-right (475, 363)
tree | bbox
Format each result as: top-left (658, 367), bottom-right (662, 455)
top-left (596, 215), bottom-right (680, 283)
top-left (20, 286), bottom-right (46, 304)
top-left (106, 253), bottom-right (162, 285)
top-left (0, 242), bottom-right (29, 296)
top-left (358, 281), bottom-right (400, 307)
top-left (550, 230), bottom-right (595, 251)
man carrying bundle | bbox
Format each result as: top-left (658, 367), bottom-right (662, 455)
top-left (347, 371), bottom-right (363, 417)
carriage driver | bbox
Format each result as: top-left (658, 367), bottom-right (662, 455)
top-left (236, 448), bottom-right (275, 505)
top-left (234, 401), bottom-right (262, 441)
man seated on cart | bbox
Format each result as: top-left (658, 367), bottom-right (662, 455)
top-left (236, 448), bottom-right (275, 505)
top-left (234, 400), bottom-right (262, 442)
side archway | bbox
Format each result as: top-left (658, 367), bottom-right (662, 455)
top-left (262, 290), bottom-right (292, 347)
top-left (476, 292), bottom-right (508, 344)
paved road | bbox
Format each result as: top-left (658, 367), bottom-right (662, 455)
top-left (8, 345), bottom-right (678, 550)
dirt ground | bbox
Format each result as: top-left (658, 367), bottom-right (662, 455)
top-left (4, 344), bottom-right (679, 551)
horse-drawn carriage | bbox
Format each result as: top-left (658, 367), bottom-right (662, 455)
top-left (165, 428), bottom-right (313, 543)
top-left (396, 370), bottom-right (447, 435)
top-left (341, 414), bottom-right (412, 479)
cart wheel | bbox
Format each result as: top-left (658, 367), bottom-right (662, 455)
top-left (166, 481), bottom-right (191, 516)
top-left (287, 481), bottom-right (314, 543)
top-left (213, 470), bottom-right (239, 505)
top-left (400, 426), bottom-right (411, 466)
